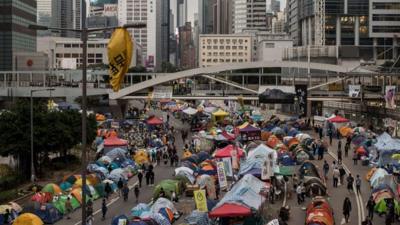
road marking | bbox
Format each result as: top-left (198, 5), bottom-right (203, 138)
top-left (328, 150), bottom-right (364, 225)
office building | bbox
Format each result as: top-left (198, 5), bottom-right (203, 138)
top-left (233, 0), bottom-right (267, 33)
top-left (178, 22), bottom-right (196, 69)
top-left (369, 0), bottom-right (400, 38)
top-left (177, 0), bottom-right (188, 28)
top-left (287, 0), bottom-right (300, 46)
top-left (0, 0), bottom-right (37, 71)
top-left (213, 0), bottom-right (232, 34)
top-left (52, 0), bottom-right (88, 38)
top-left (37, 36), bottom-right (140, 69)
top-left (267, 0), bottom-right (281, 13)
top-left (199, 0), bottom-right (217, 34)
top-left (199, 34), bottom-right (252, 67)
top-left (256, 33), bottom-right (293, 61)
top-left (37, 0), bottom-right (52, 36)
top-left (272, 12), bottom-right (286, 33)
top-left (118, 0), bottom-right (148, 64)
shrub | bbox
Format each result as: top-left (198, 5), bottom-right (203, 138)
top-left (0, 175), bottom-right (23, 192)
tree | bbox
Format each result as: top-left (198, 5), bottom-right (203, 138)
top-left (0, 99), bottom-right (96, 179)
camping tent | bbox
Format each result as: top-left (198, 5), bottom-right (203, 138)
top-left (247, 144), bottom-right (277, 160)
top-left (134, 149), bottom-right (150, 164)
top-left (183, 107), bottom-right (197, 115)
top-left (41, 183), bottom-right (62, 195)
top-left (374, 132), bottom-right (400, 151)
top-left (53, 195), bottom-right (80, 214)
top-left (147, 117), bottom-right (164, 125)
top-left (34, 203), bottom-right (62, 224)
top-left (370, 168), bottom-right (389, 188)
top-left (214, 145), bottom-right (244, 158)
top-left (153, 180), bottom-right (182, 199)
top-left (13, 213), bottom-right (44, 225)
top-left (104, 137), bottom-right (128, 153)
top-left (212, 109), bottom-right (229, 122)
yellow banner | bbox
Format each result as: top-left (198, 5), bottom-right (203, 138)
top-left (107, 28), bottom-right (133, 92)
top-left (193, 190), bottom-right (208, 212)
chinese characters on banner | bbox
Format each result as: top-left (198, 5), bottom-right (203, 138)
top-left (193, 190), bottom-right (208, 212)
top-left (295, 84), bottom-right (308, 118)
top-left (107, 28), bottom-right (133, 92)
top-left (216, 161), bottom-right (228, 190)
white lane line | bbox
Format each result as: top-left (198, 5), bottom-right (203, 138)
top-left (328, 151), bottom-right (364, 225)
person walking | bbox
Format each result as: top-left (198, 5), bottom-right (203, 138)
top-left (347, 173), bottom-right (354, 193)
top-left (318, 126), bottom-right (323, 140)
top-left (296, 184), bottom-right (303, 204)
top-left (65, 197), bottom-right (73, 219)
top-left (338, 139), bottom-right (342, 151)
top-left (353, 151), bottom-right (358, 165)
top-left (150, 170), bottom-right (155, 186)
top-left (339, 163), bottom-right (346, 185)
top-left (145, 170), bottom-right (151, 186)
top-left (101, 198), bottom-right (107, 221)
top-left (117, 178), bottom-right (124, 197)
top-left (122, 184), bottom-right (129, 201)
top-left (323, 160), bottom-right (329, 180)
top-left (137, 170), bottom-right (143, 188)
top-left (86, 199), bottom-right (93, 218)
top-left (337, 148), bottom-right (343, 163)
top-left (355, 174), bottom-right (361, 193)
top-left (134, 185), bottom-right (140, 203)
top-left (333, 167), bottom-right (340, 188)
top-left (366, 196), bottom-right (375, 220)
top-left (105, 182), bottom-right (112, 200)
top-left (343, 197), bottom-right (352, 223)
top-left (344, 142), bottom-right (350, 157)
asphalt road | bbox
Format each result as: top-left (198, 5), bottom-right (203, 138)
top-left (56, 103), bottom-right (189, 225)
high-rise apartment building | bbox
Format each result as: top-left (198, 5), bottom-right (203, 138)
top-left (0, 0), bottom-right (37, 71)
top-left (177, 0), bottom-right (188, 28)
top-left (233, 0), bottom-right (267, 33)
top-left (178, 22), bottom-right (196, 69)
top-left (287, 0), bottom-right (300, 45)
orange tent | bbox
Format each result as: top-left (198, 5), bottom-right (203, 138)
top-left (339, 127), bottom-right (353, 137)
top-left (267, 135), bottom-right (281, 148)
top-left (71, 188), bottom-right (83, 203)
top-left (261, 131), bottom-right (272, 141)
top-left (288, 138), bottom-right (299, 149)
top-left (356, 146), bottom-right (367, 156)
top-left (96, 114), bottom-right (106, 121)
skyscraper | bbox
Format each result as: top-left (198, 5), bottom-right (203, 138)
top-left (0, 0), bottom-right (37, 71)
top-left (178, 22), bottom-right (196, 69)
top-left (177, 0), bottom-right (188, 28)
top-left (52, 0), bottom-right (87, 38)
top-left (233, 0), bottom-right (268, 33)
top-left (214, 0), bottom-right (232, 34)
top-left (37, 0), bottom-right (52, 36)
top-left (199, 0), bottom-right (216, 34)
top-left (118, 0), bottom-right (148, 63)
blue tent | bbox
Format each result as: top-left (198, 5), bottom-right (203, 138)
top-left (111, 215), bottom-right (129, 225)
top-left (279, 153), bottom-right (295, 166)
top-left (34, 203), bottom-right (63, 224)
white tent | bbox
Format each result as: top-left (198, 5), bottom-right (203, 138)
top-left (182, 107), bottom-right (197, 115)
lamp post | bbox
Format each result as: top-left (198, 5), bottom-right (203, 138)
top-left (29, 4), bottom-right (145, 223)
top-left (30, 88), bottom-right (55, 183)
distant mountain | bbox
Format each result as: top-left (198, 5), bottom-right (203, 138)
top-left (90, 0), bottom-right (117, 6)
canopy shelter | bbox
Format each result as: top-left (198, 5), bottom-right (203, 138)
top-left (214, 145), bottom-right (244, 158)
top-left (239, 125), bottom-right (261, 141)
top-left (104, 137), bottom-right (128, 153)
top-left (212, 109), bottom-right (229, 122)
top-left (208, 203), bottom-right (252, 218)
top-left (327, 115), bottom-right (349, 123)
top-left (146, 116), bottom-right (164, 125)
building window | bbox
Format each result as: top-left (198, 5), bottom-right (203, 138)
top-left (265, 43), bottom-right (275, 48)
top-left (96, 54), bottom-right (102, 58)
top-left (372, 2), bottom-right (400, 10)
top-left (64, 44), bottom-right (71, 48)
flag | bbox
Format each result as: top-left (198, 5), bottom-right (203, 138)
top-left (193, 190), bottom-right (208, 212)
top-left (107, 28), bottom-right (133, 92)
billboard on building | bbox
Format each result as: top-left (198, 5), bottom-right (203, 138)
top-left (103, 4), bottom-right (117, 16)
top-left (258, 85), bottom-right (295, 104)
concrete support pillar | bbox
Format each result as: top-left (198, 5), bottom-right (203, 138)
top-left (354, 16), bottom-right (360, 46)
top-left (373, 38), bottom-right (378, 60)
top-left (336, 16), bottom-right (341, 46)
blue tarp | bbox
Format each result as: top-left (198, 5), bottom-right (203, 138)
top-left (106, 148), bottom-right (128, 161)
top-left (370, 168), bottom-right (389, 188)
top-left (111, 215), bottom-right (129, 225)
top-left (238, 157), bottom-right (264, 176)
top-left (131, 203), bottom-right (151, 217)
top-left (34, 203), bottom-right (63, 224)
top-left (184, 210), bottom-right (210, 225)
top-left (375, 132), bottom-right (400, 151)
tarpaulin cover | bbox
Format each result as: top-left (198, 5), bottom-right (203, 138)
top-left (149, 212), bottom-right (171, 225)
top-left (107, 168), bottom-right (129, 182)
top-left (370, 168), bottom-right (389, 188)
top-left (158, 207), bottom-right (174, 222)
top-left (209, 203), bottom-right (251, 218)
top-left (210, 174), bottom-right (265, 216)
top-left (131, 203), bottom-right (151, 217)
top-left (104, 136), bottom-right (128, 147)
top-left (151, 197), bottom-right (177, 214)
top-left (214, 145), bottom-right (244, 158)
top-left (105, 148), bottom-right (128, 160)
top-left (175, 167), bottom-right (195, 184)
top-left (111, 215), bottom-right (129, 225)
top-left (299, 161), bottom-right (321, 179)
top-left (378, 149), bottom-right (400, 167)
top-left (374, 132), bottom-right (400, 151)
top-left (247, 144), bottom-right (277, 161)
top-left (183, 107), bottom-right (197, 115)
top-left (184, 210), bottom-right (210, 225)
top-left (87, 164), bottom-right (109, 178)
top-left (238, 157), bottom-right (264, 176)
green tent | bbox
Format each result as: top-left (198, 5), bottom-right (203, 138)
top-left (153, 179), bottom-right (183, 199)
top-left (174, 175), bottom-right (191, 185)
top-left (275, 166), bottom-right (295, 176)
top-left (375, 199), bottom-right (400, 215)
top-left (53, 195), bottom-right (80, 214)
top-left (94, 183), bottom-right (106, 198)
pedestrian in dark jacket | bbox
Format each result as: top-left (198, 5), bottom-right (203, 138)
top-left (134, 185), bottom-right (140, 203)
top-left (122, 184), bottom-right (129, 201)
top-left (343, 197), bottom-right (352, 223)
top-left (105, 183), bottom-right (112, 200)
top-left (337, 148), bottom-right (343, 163)
top-left (366, 196), bottom-right (375, 219)
top-left (117, 178), bottom-right (124, 196)
top-left (150, 171), bottom-right (155, 185)
top-left (347, 173), bottom-right (354, 193)
top-left (101, 198), bottom-right (107, 220)
top-left (145, 170), bottom-right (151, 186)
top-left (137, 170), bottom-right (143, 187)
top-left (344, 142), bottom-right (350, 157)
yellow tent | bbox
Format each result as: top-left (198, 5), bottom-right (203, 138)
top-left (14, 213), bottom-right (43, 225)
top-left (134, 149), bottom-right (149, 164)
top-left (212, 109), bottom-right (229, 122)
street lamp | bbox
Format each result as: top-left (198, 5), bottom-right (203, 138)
top-left (30, 88), bottom-right (55, 183)
top-left (29, 2), bottom-right (145, 223)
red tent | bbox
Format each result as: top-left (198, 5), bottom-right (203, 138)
top-left (104, 136), bottom-right (128, 147)
top-left (214, 145), bottom-right (244, 158)
top-left (328, 115), bottom-right (349, 123)
top-left (146, 116), bottom-right (164, 125)
top-left (209, 203), bottom-right (251, 218)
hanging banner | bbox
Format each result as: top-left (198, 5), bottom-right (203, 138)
top-left (221, 157), bottom-right (233, 177)
top-left (193, 190), bottom-right (208, 212)
top-left (108, 28), bottom-right (133, 92)
top-left (261, 153), bottom-right (275, 180)
top-left (295, 84), bottom-right (308, 118)
top-left (385, 86), bottom-right (396, 109)
top-left (216, 161), bottom-right (228, 189)
top-left (348, 85), bottom-right (361, 97)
